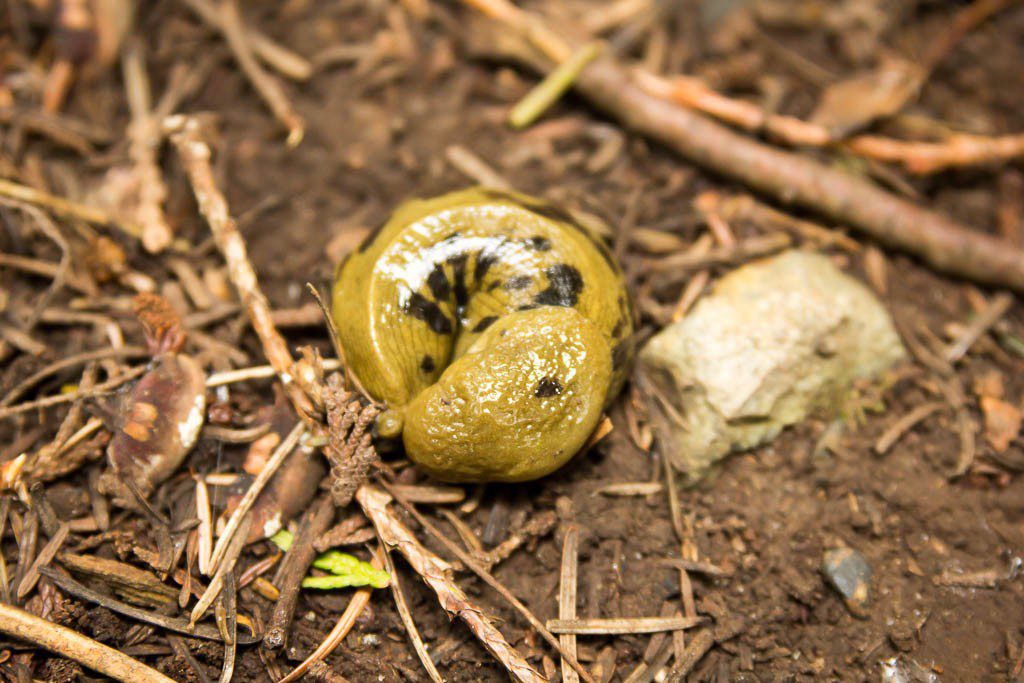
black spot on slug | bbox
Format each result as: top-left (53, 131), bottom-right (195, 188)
top-left (535, 377), bottom-right (563, 398)
top-left (611, 318), bottom-right (625, 338)
top-left (447, 253), bottom-right (470, 309)
top-left (525, 235), bottom-right (552, 251)
top-left (487, 280), bottom-right (502, 292)
top-left (472, 316), bottom-right (499, 333)
top-left (405, 292), bottom-right (453, 335)
top-left (534, 264), bottom-right (583, 307)
top-left (426, 263), bottom-right (450, 300)
top-left (420, 355), bottom-right (436, 373)
top-left (517, 304), bottom-right (539, 311)
top-left (504, 275), bottom-right (533, 291)
top-left (475, 250), bottom-right (499, 282)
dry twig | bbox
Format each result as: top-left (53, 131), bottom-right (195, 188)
top-left (547, 616), bottom-right (704, 635)
top-left (0, 178), bottom-right (140, 240)
top-left (462, 10), bottom-right (1024, 292)
top-left (664, 619), bottom-right (744, 681)
top-left (209, 422), bottom-right (305, 573)
top-left (0, 601), bottom-right (174, 683)
top-left (944, 292), bottom-right (1015, 362)
top-left (191, 515), bottom-right (251, 625)
top-left (39, 567), bottom-right (253, 643)
top-left (122, 39), bottom-right (174, 253)
top-left (381, 543), bottom-right (444, 683)
top-left (1, 346), bottom-right (147, 407)
top-left (0, 366), bottom-right (148, 421)
top-left (264, 495), bottom-right (335, 650)
top-left (218, 0), bottom-right (305, 146)
top-left (695, 192), bottom-right (861, 253)
top-left (445, 145), bottom-right (514, 189)
top-left (846, 133), bottom-right (1024, 175)
top-left (559, 525), bottom-right (580, 683)
top-left (384, 484), bottom-right (596, 682)
top-left (165, 115), bottom-right (317, 415)
top-left (874, 402), bottom-right (947, 455)
top-left (358, 485), bottom-right (547, 683)
top-left (0, 199), bottom-right (71, 332)
top-left (179, 0), bottom-right (313, 80)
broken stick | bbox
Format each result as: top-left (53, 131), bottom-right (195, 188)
top-left (463, 16), bottom-right (1024, 293)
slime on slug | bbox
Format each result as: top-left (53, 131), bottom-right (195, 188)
top-left (332, 187), bottom-right (634, 482)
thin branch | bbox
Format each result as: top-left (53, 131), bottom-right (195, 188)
top-left (122, 39), bottom-right (174, 253)
top-left (0, 601), bottom-right (175, 683)
top-left (205, 359), bottom-right (342, 388)
top-left (381, 483), bottom-right (596, 683)
top-left (264, 495), bottom-right (335, 650)
top-left (165, 115), bottom-right (317, 415)
top-left (0, 199), bottom-right (71, 332)
top-left (179, 0), bottom-right (313, 81)
top-left (357, 485), bottom-right (547, 683)
top-left (190, 514), bottom-right (251, 625)
top-left (846, 133), bottom-right (1024, 174)
top-left (40, 567), bottom-right (256, 643)
top-left (0, 366), bottom-right (148, 421)
top-left (546, 616), bottom-right (704, 635)
top-left (921, 0), bottom-right (1020, 72)
top-left (208, 422), bottom-right (304, 574)
top-left (0, 178), bottom-right (141, 240)
top-left (381, 543), bottom-right (444, 683)
top-left (218, 0), bottom-right (305, 146)
top-left (462, 11), bottom-right (1024, 293)
top-left (559, 525), bottom-right (580, 683)
top-left (944, 291), bottom-right (1015, 362)
top-left (873, 402), bottom-right (947, 455)
top-left (16, 522), bottom-right (68, 599)
top-left (1, 346), bottom-right (148, 408)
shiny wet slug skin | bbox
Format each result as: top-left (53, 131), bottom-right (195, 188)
top-left (332, 187), bottom-right (634, 482)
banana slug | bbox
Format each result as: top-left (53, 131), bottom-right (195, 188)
top-left (332, 187), bottom-right (634, 482)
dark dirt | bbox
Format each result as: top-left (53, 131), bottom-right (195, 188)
top-left (2, 0), bottom-right (1024, 681)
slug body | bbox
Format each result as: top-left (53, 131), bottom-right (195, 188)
top-left (332, 188), bottom-right (634, 482)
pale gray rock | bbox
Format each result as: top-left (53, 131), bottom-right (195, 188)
top-left (640, 250), bottom-right (905, 478)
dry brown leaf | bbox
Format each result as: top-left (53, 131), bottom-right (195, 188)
top-left (980, 395), bottom-right (1022, 453)
top-left (811, 58), bottom-right (924, 138)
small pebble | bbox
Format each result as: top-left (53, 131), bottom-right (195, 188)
top-left (821, 547), bottom-right (872, 618)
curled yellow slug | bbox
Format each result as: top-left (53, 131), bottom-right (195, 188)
top-left (332, 187), bottom-right (634, 482)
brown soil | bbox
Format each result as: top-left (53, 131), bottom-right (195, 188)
top-left (2, 1), bottom-right (1024, 681)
